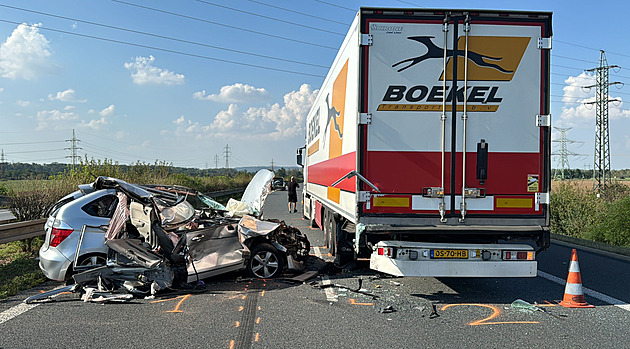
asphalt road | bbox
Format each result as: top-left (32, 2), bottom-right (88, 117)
top-left (0, 208), bottom-right (16, 222)
top-left (1, 188), bottom-right (629, 348)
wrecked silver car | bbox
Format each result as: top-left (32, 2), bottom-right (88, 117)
top-left (27, 170), bottom-right (309, 303)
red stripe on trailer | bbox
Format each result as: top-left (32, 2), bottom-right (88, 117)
top-left (307, 152), bottom-right (356, 192)
top-left (365, 151), bottom-right (540, 195)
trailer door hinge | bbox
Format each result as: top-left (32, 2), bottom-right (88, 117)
top-left (360, 34), bottom-right (373, 46)
top-left (536, 114), bottom-right (551, 127)
top-left (538, 37), bottom-right (552, 50)
top-left (359, 113), bottom-right (372, 125)
top-left (536, 192), bottom-right (550, 205)
top-left (358, 191), bottom-right (371, 202)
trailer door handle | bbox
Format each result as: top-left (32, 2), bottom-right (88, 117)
top-left (477, 140), bottom-right (488, 185)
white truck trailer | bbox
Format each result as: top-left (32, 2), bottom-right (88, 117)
top-left (298, 8), bottom-right (552, 277)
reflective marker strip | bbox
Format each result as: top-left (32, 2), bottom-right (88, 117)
top-left (538, 271), bottom-right (630, 312)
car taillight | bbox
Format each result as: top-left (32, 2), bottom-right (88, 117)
top-left (50, 228), bottom-right (73, 247)
top-left (503, 251), bottom-right (534, 261)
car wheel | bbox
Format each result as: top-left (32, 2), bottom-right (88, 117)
top-left (77, 254), bottom-right (107, 268)
top-left (248, 243), bottom-right (285, 279)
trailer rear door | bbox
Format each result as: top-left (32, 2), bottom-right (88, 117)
top-left (360, 11), bottom-right (551, 225)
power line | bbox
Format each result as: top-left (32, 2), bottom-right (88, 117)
top-left (110, 0), bottom-right (338, 50)
top-left (555, 39), bottom-right (630, 59)
top-left (193, 0), bottom-right (345, 36)
top-left (314, 0), bottom-right (355, 12)
top-left (0, 19), bottom-right (326, 78)
top-left (0, 3), bottom-right (329, 69)
top-left (245, 0), bottom-right (348, 25)
top-left (0, 140), bottom-right (65, 146)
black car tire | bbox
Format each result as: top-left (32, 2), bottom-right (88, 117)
top-left (247, 243), bottom-right (285, 279)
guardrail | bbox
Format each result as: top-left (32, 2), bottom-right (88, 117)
top-left (0, 188), bottom-right (246, 244)
top-left (206, 187), bottom-right (246, 198)
top-left (0, 218), bottom-right (47, 244)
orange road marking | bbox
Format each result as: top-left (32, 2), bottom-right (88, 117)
top-left (165, 294), bottom-right (190, 313)
top-left (327, 253), bottom-right (332, 257)
top-left (254, 333), bottom-right (260, 342)
top-left (229, 340), bottom-right (235, 349)
top-left (256, 317), bottom-right (261, 324)
top-left (235, 321), bottom-right (240, 328)
top-left (261, 290), bottom-right (265, 297)
top-left (258, 306), bottom-right (261, 310)
top-left (242, 295), bottom-right (247, 300)
top-left (348, 299), bottom-right (374, 306)
top-left (441, 303), bottom-right (539, 326)
top-left (238, 306), bottom-right (244, 312)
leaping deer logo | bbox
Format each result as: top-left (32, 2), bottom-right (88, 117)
top-left (392, 36), bottom-right (513, 73)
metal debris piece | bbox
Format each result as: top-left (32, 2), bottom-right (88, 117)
top-left (282, 270), bottom-right (319, 283)
top-left (429, 303), bottom-right (439, 319)
top-left (379, 305), bottom-right (396, 313)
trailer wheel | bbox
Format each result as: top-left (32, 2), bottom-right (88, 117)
top-left (323, 210), bottom-right (330, 248)
top-left (326, 212), bottom-right (337, 256)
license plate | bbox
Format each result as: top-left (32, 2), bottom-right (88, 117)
top-left (430, 249), bottom-right (468, 259)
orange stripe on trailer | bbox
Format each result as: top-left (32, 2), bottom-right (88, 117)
top-left (372, 196), bottom-right (410, 208)
top-left (495, 197), bottom-right (532, 208)
top-left (327, 186), bottom-right (340, 204)
top-left (307, 139), bottom-right (319, 156)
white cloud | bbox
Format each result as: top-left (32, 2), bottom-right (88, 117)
top-left (175, 84), bottom-right (318, 140)
top-left (0, 87), bottom-right (4, 93)
top-left (80, 117), bottom-right (108, 130)
top-left (124, 55), bottom-right (184, 85)
top-left (48, 88), bottom-right (86, 102)
top-left (36, 109), bottom-right (79, 130)
top-left (0, 23), bottom-right (54, 80)
top-left (64, 105), bottom-right (75, 111)
top-left (174, 115), bottom-right (185, 125)
top-left (16, 99), bottom-right (30, 107)
top-left (99, 104), bottom-right (115, 117)
top-left (193, 83), bottom-right (270, 103)
top-left (558, 72), bottom-right (630, 127)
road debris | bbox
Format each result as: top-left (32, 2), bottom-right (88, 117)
top-left (379, 305), bottom-right (396, 313)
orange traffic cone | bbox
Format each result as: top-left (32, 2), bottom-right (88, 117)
top-left (559, 249), bottom-right (594, 308)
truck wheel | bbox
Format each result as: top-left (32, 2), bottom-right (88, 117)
top-left (247, 243), bottom-right (285, 279)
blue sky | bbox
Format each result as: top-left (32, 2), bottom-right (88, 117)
top-left (1, 0), bottom-right (630, 170)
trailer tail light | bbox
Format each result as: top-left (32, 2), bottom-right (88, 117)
top-left (50, 228), bottom-right (73, 247)
top-left (503, 251), bottom-right (534, 261)
top-left (377, 247), bottom-right (396, 258)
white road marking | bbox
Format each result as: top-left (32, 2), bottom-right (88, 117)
top-left (0, 302), bottom-right (39, 325)
top-left (313, 246), bottom-right (337, 302)
top-left (0, 285), bottom-right (67, 325)
top-left (537, 271), bottom-right (630, 312)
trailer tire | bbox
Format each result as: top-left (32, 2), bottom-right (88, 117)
top-left (323, 210), bottom-right (331, 249)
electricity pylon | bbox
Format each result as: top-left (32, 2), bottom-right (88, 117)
top-left (584, 51), bottom-right (621, 192)
top-left (552, 127), bottom-right (584, 179)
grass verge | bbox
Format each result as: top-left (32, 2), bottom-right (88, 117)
top-left (0, 239), bottom-right (46, 300)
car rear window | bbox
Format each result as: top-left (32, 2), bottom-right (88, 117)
top-left (82, 195), bottom-right (118, 218)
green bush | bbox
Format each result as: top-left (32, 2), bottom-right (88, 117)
top-left (550, 182), bottom-right (605, 239)
top-left (587, 196), bottom-right (630, 247)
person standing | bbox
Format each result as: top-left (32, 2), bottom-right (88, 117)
top-left (287, 176), bottom-right (299, 213)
